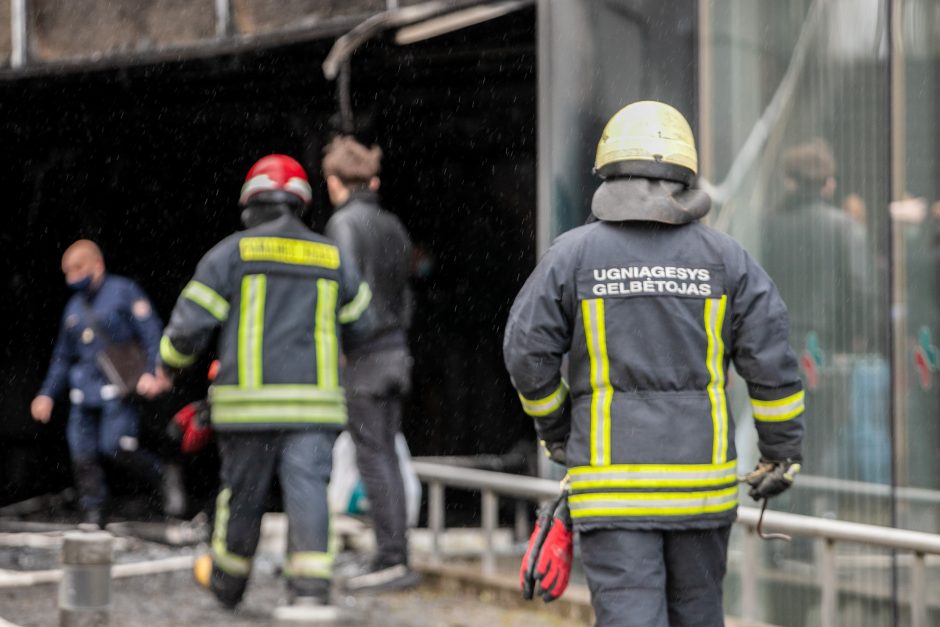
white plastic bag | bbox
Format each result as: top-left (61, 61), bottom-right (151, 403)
top-left (330, 431), bottom-right (422, 528)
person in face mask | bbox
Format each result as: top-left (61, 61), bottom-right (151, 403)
top-left (31, 240), bottom-right (179, 527)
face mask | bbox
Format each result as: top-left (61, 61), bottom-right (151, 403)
top-left (67, 275), bottom-right (93, 292)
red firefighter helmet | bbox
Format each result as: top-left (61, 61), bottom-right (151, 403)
top-left (239, 154), bottom-right (313, 206)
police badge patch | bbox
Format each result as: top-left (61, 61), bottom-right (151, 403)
top-left (132, 299), bottom-right (152, 320)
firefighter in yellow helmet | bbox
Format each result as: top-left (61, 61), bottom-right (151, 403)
top-left (504, 101), bottom-right (804, 626)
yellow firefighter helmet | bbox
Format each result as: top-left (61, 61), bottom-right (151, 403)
top-left (594, 101), bottom-right (698, 185)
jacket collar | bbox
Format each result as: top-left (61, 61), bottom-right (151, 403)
top-left (336, 189), bottom-right (379, 212)
top-left (591, 177), bottom-right (711, 224)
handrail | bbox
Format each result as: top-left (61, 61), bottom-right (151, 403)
top-left (411, 460), bottom-right (939, 627)
top-left (797, 473), bottom-right (940, 506)
top-left (735, 505), bottom-right (940, 554)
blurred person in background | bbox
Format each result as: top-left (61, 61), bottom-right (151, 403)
top-left (763, 140), bottom-right (888, 485)
top-left (31, 239), bottom-right (179, 527)
top-left (322, 136), bottom-right (419, 592)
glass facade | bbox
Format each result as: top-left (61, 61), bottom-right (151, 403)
top-left (537, 0), bottom-right (697, 250)
top-left (541, 1), bottom-right (940, 624)
top-left (701, 0), bottom-right (940, 624)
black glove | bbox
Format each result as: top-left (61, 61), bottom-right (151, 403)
top-left (745, 459), bottom-right (801, 501)
top-left (539, 439), bottom-right (567, 466)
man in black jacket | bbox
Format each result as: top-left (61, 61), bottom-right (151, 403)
top-left (323, 136), bottom-right (418, 591)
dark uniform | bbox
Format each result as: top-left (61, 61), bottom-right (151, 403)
top-left (325, 190), bottom-right (413, 570)
top-left (38, 274), bottom-right (163, 514)
top-left (161, 207), bottom-right (371, 605)
top-left (504, 102), bottom-right (804, 626)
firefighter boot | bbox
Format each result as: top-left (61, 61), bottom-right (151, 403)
top-left (194, 554), bottom-right (247, 609)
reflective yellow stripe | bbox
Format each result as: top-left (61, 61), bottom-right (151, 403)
top-left (284, 551), bottom-right (333, 579)
top-left (518, 380), bottom-right (569, 417)
top-left (211, 404), bottom-right (347, 425)
top-left (238, 275), bottom-right (266, 388)
top-left (704, 296), bottom-right (729, 464)
top-left (211, 488), bottom-right (252, 576)
top-left (583, 299), bottom-right (612, 466)
top-left (569, 486), bottom-right (738, 518)
top-left (160, 335), bottom-right (196, 368)
top-left (210, 384), bottom-right (347, 426)
top-left (752, 390), bottom-right (805, 422)
top-left (239, 237), bottom-right (340, 269)
top-left (339, 282), bottom-right (372, 324)
top-left (181, 280), bottom-right (230, 321)
top-left (211, 384), bottom-right (346, 405)
top-left (569, 461), bottom-right (737, 489)
top-left (316, 279), bottom-right (339, 389)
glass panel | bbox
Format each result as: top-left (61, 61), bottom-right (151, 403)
top-left (538, 0), bottom-right (697, 243)
top-left (703, 1), bottom-right (895, 624)
top-left (897, 10), bottom-right (940, 621)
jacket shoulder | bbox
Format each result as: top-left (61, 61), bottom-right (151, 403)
top-left (327, 203), bottom-right (362, 224)
top-left (687, 222), bottom-right (752, 267)
top-left (106, 274), bottom-right (147, 295)
top-left (197, 232), bottom-right (243, 269)
top-left (689, 221), bottom-right (745, 249)
top-left (548, 222), bottom-right (601, 253)
top-left (97, 275), bottom-right (141, 305)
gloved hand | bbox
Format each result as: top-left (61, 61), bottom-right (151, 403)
top-left (520, 503), bottom-right (551, 600)
top-left (532, 498), bottom-right (572, 601)
top-left (166, 401), bottom-right (213, 454)
top-left (539, 439), bottom-right (567, 466)
top-left (521, 493), bottom-right (572, 602)
top-left (745, 458), bottom-right (801, 501)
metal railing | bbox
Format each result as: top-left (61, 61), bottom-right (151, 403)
top-left (412, 460), bottom-right (940, 627)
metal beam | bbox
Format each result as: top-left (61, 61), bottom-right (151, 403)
top-left (322, 0), bottom-right (532, 80)
top-left (10, 0), bottom-right (29, 69)
top-left (214, 0), bottom-right (233, 39)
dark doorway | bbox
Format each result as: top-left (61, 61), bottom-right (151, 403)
top-left (0, 8), bottom-right (537, 506)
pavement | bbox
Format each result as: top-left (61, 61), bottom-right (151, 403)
top-left (0, 562), bottom-right (580, 627)
top-left (0, 515), bottom-right (582, 627)
top-left (0, 513), bottom-right (774, 626)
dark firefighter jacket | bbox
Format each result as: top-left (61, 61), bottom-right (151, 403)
top-left (325, 191), bottom-right (412, 354)
top-left (40, 274), bottom-right (162, 407)
top-left (503, 180), bottom-right (804, 531)
top-left (160, 212), bottom-right (372, 431)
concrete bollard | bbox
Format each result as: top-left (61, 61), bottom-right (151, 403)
top-left (59, 531), bottom-right (113, 627)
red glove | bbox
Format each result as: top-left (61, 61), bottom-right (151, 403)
top-left (520, 492), bottom-right (572, 602)
top-left (533, 499), bottom-right (572, 601)
top-left (520, 508), bottom-right (551, 598)
top-left (170, 401), bottom-right (213, 453)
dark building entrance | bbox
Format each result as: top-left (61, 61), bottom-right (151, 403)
top-left (0, 8), bottom-right (537, 506)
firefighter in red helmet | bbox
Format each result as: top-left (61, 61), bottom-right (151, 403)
top-left (139, 154), bottom-right (372, 608)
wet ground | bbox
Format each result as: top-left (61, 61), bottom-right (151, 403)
top-left (0, 517), bottom-right (581, 627)
top-left (0, 566), bottom-right (579, 627)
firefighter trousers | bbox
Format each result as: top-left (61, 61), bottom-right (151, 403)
top-left (579, 524), bottom-right (732, 627)
top-left (210, 430), bottom-right (336, 606)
